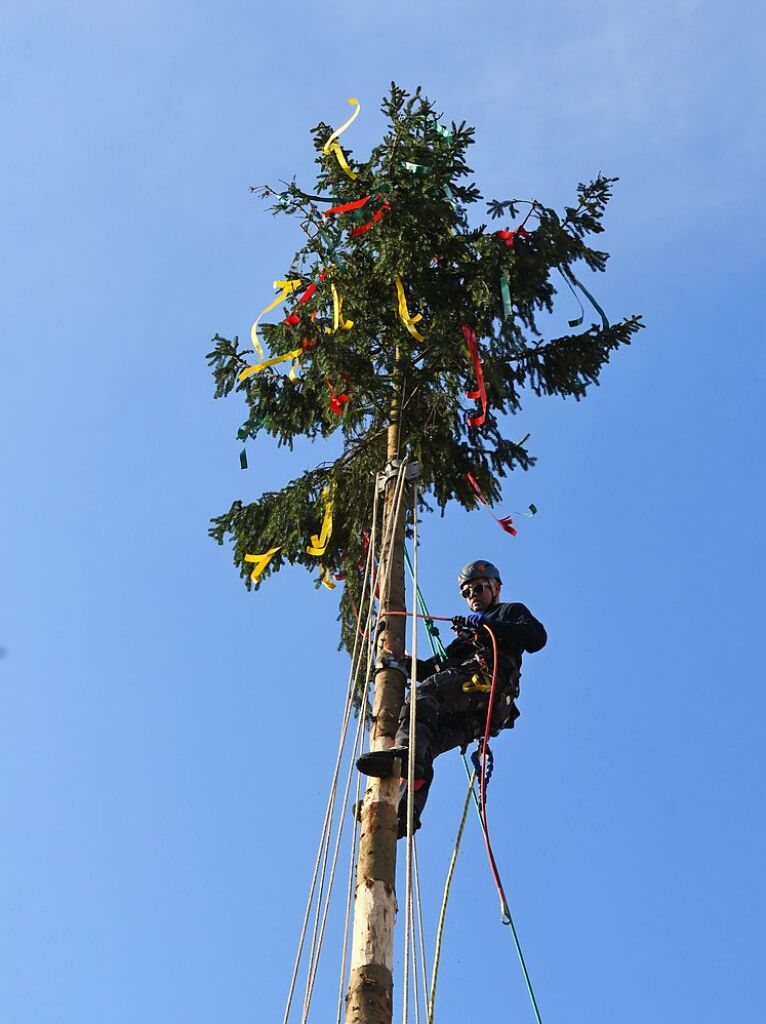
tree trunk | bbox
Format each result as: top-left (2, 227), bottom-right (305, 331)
top-left (344, 365), bottom-right (407, 1024)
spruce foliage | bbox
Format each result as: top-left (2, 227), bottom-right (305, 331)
top-left (207, 84), bottom-right (642, 645)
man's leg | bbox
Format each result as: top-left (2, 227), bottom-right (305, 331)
top-left (357, 668), bottom-right (469, 779)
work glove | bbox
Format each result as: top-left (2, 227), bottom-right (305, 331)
top-left (466, 612), bottom-right (486, 628)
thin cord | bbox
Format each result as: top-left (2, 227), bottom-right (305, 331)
top-left (427, 773), bottom-right (475, 1024)
top-left (413, 840), bottom-right (430, 1023)
top-left (283, 493), bottom-right (380, 1024)
top-left (402, 482), bottom-right (419, 1023)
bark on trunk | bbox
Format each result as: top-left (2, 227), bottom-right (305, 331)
top-left (344, 372), bottom-right (407, 1024)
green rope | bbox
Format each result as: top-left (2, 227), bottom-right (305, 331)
top-left (459, 757), bottom-right (544, 1024)
top-left (427, 772), bottom-right (475, 1024)
top-left (404, 546), bottom-right (447, 661)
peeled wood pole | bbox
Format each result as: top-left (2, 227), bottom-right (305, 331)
top-left (344, 370), bottom-right (407, 1024)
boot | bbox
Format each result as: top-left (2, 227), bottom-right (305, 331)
top-left (356, 746), bottom-right (409, 779)
top-left (397, 777), bottom-right (430, 839)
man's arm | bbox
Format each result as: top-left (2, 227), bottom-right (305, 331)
top-left (402, 654), bottom-right (438, 681)
top-left (485, 603), bottom-right (547, 653)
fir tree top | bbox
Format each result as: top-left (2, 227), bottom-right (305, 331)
top-left (207, 83), bottom-right (642, 645)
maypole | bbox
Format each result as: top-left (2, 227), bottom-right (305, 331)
top-left (206, 83), bottom-right (642, 1024)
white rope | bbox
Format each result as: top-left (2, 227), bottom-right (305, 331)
top-left (376, 462), bottom-right (409, 678)
top-left (300, 485), bottom-right (383, 1022)
top-left (281, 493), bottom-right (379, 1024)
top-left (286, 458), bottom-right (411, 1024)
top-left (335, 699), bottom-right (368, 1024)
top-left (413, 840), bottom-right (430, 1022)
top-left (334, 497), bottom-right (380, 1024)
top-left (402, 482), bottom-right (419, 1023)
top-left (302, 675), bottom-right (372, 1020)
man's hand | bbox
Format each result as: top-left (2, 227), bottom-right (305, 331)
top-left (452, 613), bottom-right (485, 632)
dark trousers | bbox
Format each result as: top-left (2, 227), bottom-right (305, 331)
top-left (395, 665), bottom-right (518, 826)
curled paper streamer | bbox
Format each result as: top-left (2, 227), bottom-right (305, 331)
top-left (251, 280), bottom-right (302, 357)
top-left (327, 379), bottom-right (349, 415)
top-left (324, 195), bottom-right (371, 218)
top-left (560, 265), bottom-right (610, 331)
top-left (244, 546), bottom-right (281, 582)
top-left (462, 325), bottom-right (487, 427)
top-left (320, 567), bottom-right (337, 591)
top-left (324, 283), bottom-right (354, 334)
top-left (349, 198), bottom-right (389, 237)
top-left (500, 270), bottom-right (513, 319)
top-left (497, 227), bottom-right (530, 248)
top-left (237, 417), bottom-right (265, 470)
top-left (306, 486), bottom-right (334, 556)
top-left (466, 473), bottom-right (517, 537)
top-left (395, 276), bottom-right (425, 342)
top-left (442, 184), bottom-right (458, 209)
top-left (323, 98), bottom-right (361, 181)
top-left (287, 355), bottom-right (303, 382)
top-left (238, 348), bottom-right (304, 382)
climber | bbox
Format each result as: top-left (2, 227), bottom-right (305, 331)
top-left (357, 559), bottom-right (547, 838)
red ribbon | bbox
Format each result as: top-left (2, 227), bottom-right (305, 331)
top-left (462, 325), bottom-right (487, 427)
top-left (324, 195), bottom-right (371, 217)
top-left (466, 473), bottom-right (517, 537)
top-left (327, 379), bottom-right (349, 415)
top-left (350, 199), bottom-right (390, 237)
top-left (497, 226), bottom-right (530, 247)
top-left (285, 271), bottom-right (328, 325)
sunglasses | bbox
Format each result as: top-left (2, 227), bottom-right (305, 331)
top-left (460, 581), bottom-right (491, 598)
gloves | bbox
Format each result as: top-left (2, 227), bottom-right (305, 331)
top-left (452, 613), bottom-right (485, 631)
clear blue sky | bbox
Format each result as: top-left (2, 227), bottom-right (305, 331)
top-left (2, 2), bottom-right (764, 1022)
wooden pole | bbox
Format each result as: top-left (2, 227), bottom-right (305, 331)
top-left (344, 357), bottom-right (407, 1024)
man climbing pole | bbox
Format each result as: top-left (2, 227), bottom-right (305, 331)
top-left (357, 559), bottom-right (547, 837)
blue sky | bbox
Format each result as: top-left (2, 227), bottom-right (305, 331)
top-left (1, 2), bottom-right (764, 1022)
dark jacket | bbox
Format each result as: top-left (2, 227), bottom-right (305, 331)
top-left (415, 601), bottom-right (547, 688)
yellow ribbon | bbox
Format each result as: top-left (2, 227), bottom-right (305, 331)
top-left (251, 279), bottom-right (302, 357)
top-left (306, 486), bottom-right (334, 556)
top-left (395, 276), bottom-right (425, 342)
top-left (287, 355), bottom-right (303, 382)
top-left (324, 283), bottom-right (354, 334)
top-left (323, 98), bottom-right (360, 181)
top-left (244, 546), bottom-right (281, 582)
top-left (238, 349), bottom-right (303, 382)
top-left (320, 567), bottom-right (337, 591)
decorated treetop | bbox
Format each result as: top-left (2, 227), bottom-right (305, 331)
top-left (207, 83), bottom-right (642, 645)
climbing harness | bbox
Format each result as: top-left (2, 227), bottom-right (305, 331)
top-left (462, 669), bottom-right (493, 693)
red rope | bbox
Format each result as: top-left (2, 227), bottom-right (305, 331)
top-left (479, 624), bottom-right (512, 922)
top-left (379, 610), bottom-right (453, 622)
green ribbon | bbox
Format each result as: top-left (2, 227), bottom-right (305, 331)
top-left (500, 271), bottom-right (513, 320)
top-left (237, 417), bottom-right (265, 471)
top-left (318, 226), bottom-right (347, 270)
top-left (561, 266), bottom-right (610, 331)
